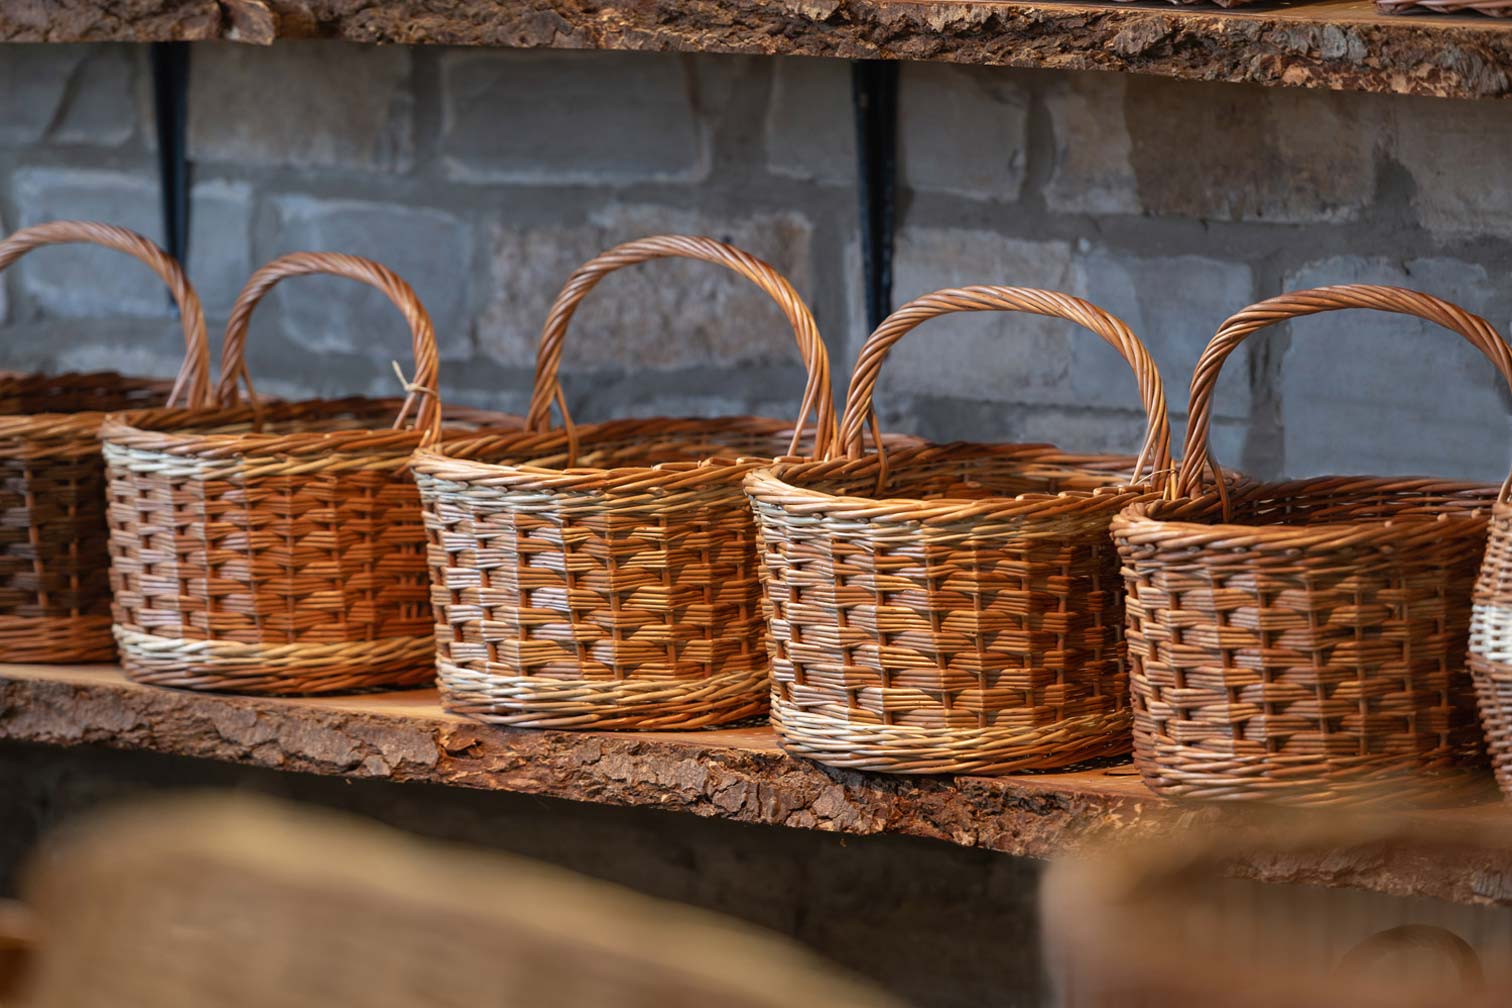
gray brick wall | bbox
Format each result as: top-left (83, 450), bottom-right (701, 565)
top-left (1, 41), bottom-right (1508, 483)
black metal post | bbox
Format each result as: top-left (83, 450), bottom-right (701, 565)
top-left (150, 42), bottom-right (192, 272)
top-left (851, 60), bottom-right (899, 332)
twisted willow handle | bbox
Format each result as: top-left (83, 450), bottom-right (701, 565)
top-left (0, 220), bottom-right (212, 408)
top-left (524, 234), bottom-right (836, 460)
top-left (218, 252), bottom-right (442, 447)
top-left (841, 285), bottom-right (1171, 480)
top-left (1179, 284), bottom-right (1512, 499)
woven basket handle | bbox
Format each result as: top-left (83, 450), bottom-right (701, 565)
top-left (1179, 284), bottom-right (1512, 499)
top-left (524, 234), bottom-right (836, 459)
top-left (840, 286), bottom-right (1172, 479)
top-left (218, 252), bottom-right (442, 446)
top-left (1335, 925), bottom-right (1485, 998)
top-left (0, 220), bottom-right (212, 408)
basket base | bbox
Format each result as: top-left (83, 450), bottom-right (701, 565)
top-left (438, 661), bottom-right (769, 730)
top-left (771, 700), bottom-right (1133, 775)
top-left (1132, 741), bottom-right (1492, 808)
top-left (0, 614), bottom-right (115, 664)
top-left (115, 627), bottom-right (435, 696)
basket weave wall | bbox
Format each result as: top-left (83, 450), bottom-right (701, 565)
top-left (1113, 285), bottom-right (1501, 807)
top-left (1468, 503), bottom-right (1512, 797)
top-left (746, 286), bottom-right (1171, 775)
top-left (414, 234), bottom-right (837, 729)
top-left (0, 220), bottom-right (210, 664)
top-left (103, 252), bottom-right (504, 695)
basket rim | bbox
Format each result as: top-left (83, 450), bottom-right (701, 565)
top-left (744, 441), bottom-right (1159, 523)
top-left (0, 370), bottom-right (178, 435)
top-left (99, 395), bottom-right (478, 459)
top-left (1113, 474), bottom-right (1498, 548)
top-left (411, 414), bottom-right (819, 492)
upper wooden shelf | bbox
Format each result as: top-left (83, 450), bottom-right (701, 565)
top-left (5, 662), bottom-right (1512, 908)
top-left (3, 0), bottom-right (1511, 100)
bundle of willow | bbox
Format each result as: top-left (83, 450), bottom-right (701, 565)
top-left (102, 252), bottom-right (517, 695)
top-left (0, 220), bottom-right (211, 663)
top-left (1114, 285), bottom-right (1502, 807)
top-left (746, 286), bottom-right (1171, 775)
top-left (412, 235), bottom-right (837, 730)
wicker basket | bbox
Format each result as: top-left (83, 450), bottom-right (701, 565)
top-left (101, 251), bottom-right (508, 695)
top-left (1112, 285), bottom-right (1505, 808)
top-left (1378, 0), bottom-right (1511, 16)
top-left (1468, 500), bottom-right (1512, 798)
top-left (0, 220), bottom-right (211, 664)
top-left (1044, 821), bottom-right (1511, 1008)
top-left (411, 234), bottom-right (837, 730)
top-left (745, 286), bottom-right (1172, 775)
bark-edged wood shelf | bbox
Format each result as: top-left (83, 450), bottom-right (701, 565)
top-left (6, 662), bottom-right (1512, 908)
top-left (5, 0), bottom-right (1512, 101)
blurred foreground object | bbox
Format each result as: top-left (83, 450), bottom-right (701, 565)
top-left (0, 794), bottom-right (901, 1008)
top-left (1043, 817), bottom-right (1512, 1007)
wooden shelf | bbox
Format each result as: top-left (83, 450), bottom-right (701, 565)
top-left (5, 0), bottom-right (1512, 100)
top-left (4, 0), bottom-right (1512, 100)
top-left (5, 662), bottom-right (1512, 907)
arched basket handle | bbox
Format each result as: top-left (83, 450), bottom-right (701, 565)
top-left (840, 285), bottom-right (1172, 482)
top-left (217, 252), bottom-right (442, 447)
top-left (1335, 924), bottom-right (1485, 1000)
top-left (1179, 284), bottom-right (1512, 501)
top-left (0, 220), bottom-right (212, 408)
top-left (524, 234), bottom-right (836, 460)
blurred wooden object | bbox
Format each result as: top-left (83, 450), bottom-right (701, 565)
top-left (0, 795), bottom-right (900, 1008)
top-left (1042, 820), bottom-right (1512, 1008)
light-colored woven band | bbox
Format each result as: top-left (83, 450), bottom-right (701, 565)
top-left (217, 252), bottom-right (443, 447)
top-left (524, 234), bottom-right (836, 460)
top-left (840, 286), bottom-right (1170, 480)
top-left (116, 627), bottom-right (435, 695)
top-left (438, 660), bottom-right (769, 730)
top-left (1178, 284), bottom-right (1512, 499)
top-left (1129, 742), bottom-right (1489, 808)
top-left (772, 699), bottom-right (1132, 775)
top-left (101, 439), bottom-right (419, 480)
top-left (0, 220), bottom-right (211, 409)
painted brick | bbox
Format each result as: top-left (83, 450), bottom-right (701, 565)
top-left (765, 57), bottom-right (854, 185)
top-left (267, 195), bottom-right (473, 363)
top-left (189, 42), bottom-right (412, 171)
top-left (0, 47), bottom-right (81, 147)
top-left (12, 168), bottom-right (251, 320)
top-left (479, 205), bottom-right (813, 373)
top-left (1281, 255), bottom-right (1512, 482)
top-left (1046, 72), bottom-right (1388, 223)
top-left (1072, 247), bottom-right (1254, 420)
top-left (1043, 72), bottom-right (1139, 216)
top-left (899, 63), bottom-right (1027, 202)
top-left (440, 50), bottom-right (706, 184)
top-left (1394, 95), bottom-right (1512, 238)
top-left (49, 47), bottom-right (137, 147)
top-left (849, 229), bottom-right (1252, 457)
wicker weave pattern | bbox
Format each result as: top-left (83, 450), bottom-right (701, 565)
top-left (1114, 285), bottom-right (1503, 806)
top-left (0, 221), bottom-right (210, 663)
top-left (105, 253), bottom-right (457, 695)
top-left (1469, 504), bottom-right (1512, 796)
top-left (747, 286), bottom-right (1171, 775)
top-left (1378, 0), bottom-right (1512, 15)
top-left (415, 235), bottom-right (836, 729)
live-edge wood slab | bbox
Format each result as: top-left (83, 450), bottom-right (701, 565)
top-left (6, 0), bottom-right (1512, 100)
top-left (6, 662), bottom-right (1512, 909)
